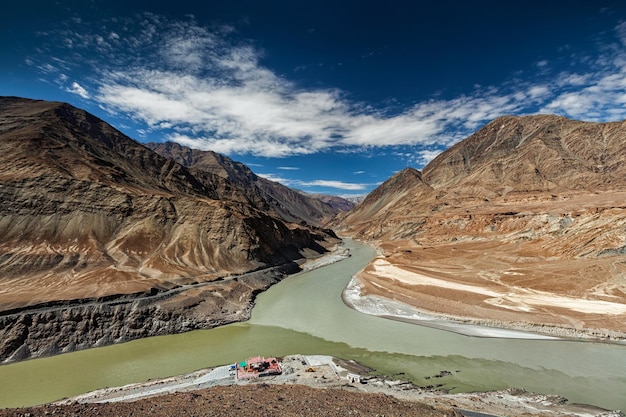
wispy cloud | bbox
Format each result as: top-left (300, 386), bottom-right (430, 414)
top-left (36, 14), bottom-right (626, 158)
top-left (277, 166), bottom-right (300, 170)
top-left (67, 81), bottom-right (90, 99)
top-left (297, 179), bottom-right (368, 191)
top-left (415, 149), bottom-right (443, 166)
top-left (257, 173), bottom-right (370, 191)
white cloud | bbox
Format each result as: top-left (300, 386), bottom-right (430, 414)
top-left (67, 81), bottom-right (90, 99)
top-left (278, 166), bottom-right (300, 170)
top-left (257, 173), bottom-right (369, 191)
top-left (297, 180), bottom-right (368, 191)
top-left (527, 85), bottom-right (550, 100)
top-left (415, 149), bottom-right (443, 166)
top-left (256, 172), bottom-right (291, 184)
top-left (34, 14), bottom-right (626, 158)
top-left (541, 67), bottom-right (626, 120)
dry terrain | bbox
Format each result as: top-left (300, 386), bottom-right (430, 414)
top-left (0, 385), bottom-right (456, 417)
top-left (0, 97), bottom-right (340, 362)
top-left (354, 191), bottom-right (626, 339)
top-left (337, 115), bottom-right (626, 339)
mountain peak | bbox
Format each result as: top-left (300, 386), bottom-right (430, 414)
top-left (146, 142), bottom-right (349, 227)
top-left (338, 113), bottom-right (626, 240)
top-left (331, 167), bottom-right (432, 239)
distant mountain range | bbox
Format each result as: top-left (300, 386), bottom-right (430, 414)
top-left (0, 97), bottom-right (345, 312)
top-left (145, 142), bottom-right (354, 226)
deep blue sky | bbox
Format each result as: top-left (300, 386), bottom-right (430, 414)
top-left (3, 1), bottom-right (626, 196)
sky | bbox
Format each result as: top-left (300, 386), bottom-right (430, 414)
top-left (3, 1), bottom-right (626, 197)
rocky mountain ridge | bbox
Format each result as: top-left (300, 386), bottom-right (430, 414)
top-left (424, 114), bottom-right (626, 192)
top-left (0, 96), bottom-right (339, 362)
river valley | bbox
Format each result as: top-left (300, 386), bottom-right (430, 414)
top-left (0, 239), bottom-right (625, 411)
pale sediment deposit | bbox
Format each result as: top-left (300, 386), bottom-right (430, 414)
top-left (345, 254), bottom-right (626, 342)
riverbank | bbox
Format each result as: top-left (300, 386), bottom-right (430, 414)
top-left (3, 238), bottom-right (625, 412)
top-left (0, 261), bottom-right (305, 364)
top-left (21, 354), bottom-right (618, 417)
top-left (0, 243), bottom-right (351, 364)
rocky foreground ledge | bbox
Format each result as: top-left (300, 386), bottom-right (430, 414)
top-left (2, 354), bottom-right (621, 417)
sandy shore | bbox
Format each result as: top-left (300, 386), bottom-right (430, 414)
top-left (61, 354), bottom-right (622, 417)
top-left (342, 276), bottom-right (566, 340)
top-left (344, 255), bottom-right (626, 342)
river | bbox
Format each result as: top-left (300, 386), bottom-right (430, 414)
top-left (0, 239), bottom-right (625, 410)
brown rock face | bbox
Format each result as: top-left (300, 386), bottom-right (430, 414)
top-left (0, 96), bottom-right (339, 361)
top-left (337, 115), bottom-right (626, 338)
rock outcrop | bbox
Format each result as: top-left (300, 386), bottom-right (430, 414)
top-left (0, 263), bottom-right (298, 363)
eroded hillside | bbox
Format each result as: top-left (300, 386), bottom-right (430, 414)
top-left (146, 142), bottom-right (352, 226)
top-left (0, 97), bottom-right (339, 361)
top-left (336, 115), bottom-right (626, 339)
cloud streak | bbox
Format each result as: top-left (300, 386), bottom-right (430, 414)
top-left (257, 173), bottom-right (371, 191)
top-left (36, 14), bottom-right (626, 158)
top-left (67, 81), bottom-right (90, 99)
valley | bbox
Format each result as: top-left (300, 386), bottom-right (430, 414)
top-left (1, 97), bottom-right (626, 415)
top-left (0, 97), bottom-right (342, 362)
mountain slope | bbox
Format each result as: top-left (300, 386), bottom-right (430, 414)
top-left (146, 142), bottom-right (351, 227)
top-left (333, 168), bottom-right (433, 240)
top-left (0, 97), bottom-right (339, 361)
top-left (424, 114), bottom-right (626, 193)
top-left (337, 114), bottom-right (626, 339)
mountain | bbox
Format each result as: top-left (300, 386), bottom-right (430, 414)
top-left (309, 194), bottom-right (356, 212)
top-left (337, 114), bottom-right (626, 339)
top-left (146, 142), bottom-right (351, 226)
top-left (332, 168), bottom-right (432, 240)
top-left (0, 97), bottom-right (339, 362)
top-left (423, 114), bottom-right (626, 193)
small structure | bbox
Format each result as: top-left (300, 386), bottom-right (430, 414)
top-left (347, 373), bottom-right (361, 383)
top-left (236, 356), bottom-right (282, 379)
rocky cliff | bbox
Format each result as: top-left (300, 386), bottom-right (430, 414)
top-left (0, 96), bottom-right (339, 362)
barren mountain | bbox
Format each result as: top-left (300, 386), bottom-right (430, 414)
top-left (424, 114), bottom-right (626, 192)
top-left (309, 194), bottom-right (356, 212)
top-left (333, 167), bottom-right (433, 240)
top-left (0, 97), bottom-right (339, 362)
top-left (337, 114), bottom-right (626, 339)
top-left (146, 142), bottom-right (351, 226)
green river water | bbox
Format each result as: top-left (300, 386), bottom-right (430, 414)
top-left (0, 239), bottom-right (625, 410)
